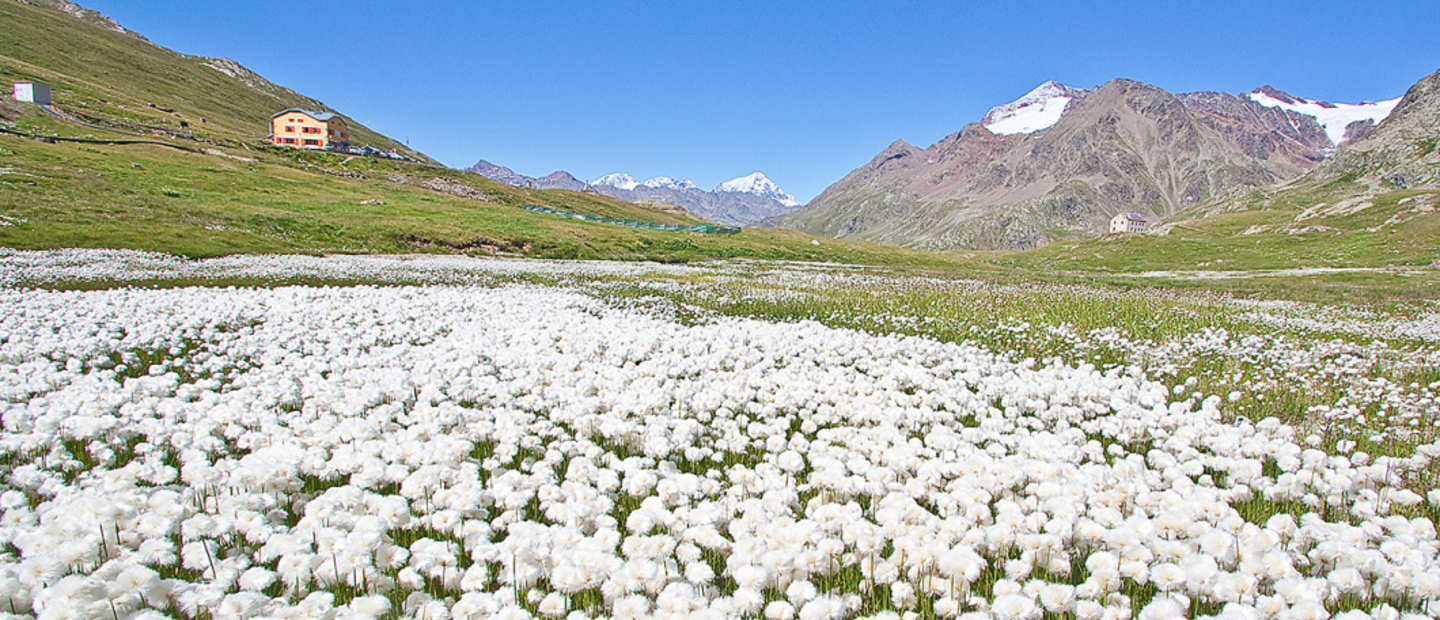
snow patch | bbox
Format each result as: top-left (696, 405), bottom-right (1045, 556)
top-left (983, 81), bottom-right (1084, 135)
top-left (640, 177), bottom-right (698, 191)
top-left (715, 172), bottom-right (801, 207)
top-left (1247, 91), bottom-right (1401, 146)
top-left (592, 173), bottom-right (639, 191)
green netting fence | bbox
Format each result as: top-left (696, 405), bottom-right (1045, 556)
top-left (521, 204), bottom-right (741, 234)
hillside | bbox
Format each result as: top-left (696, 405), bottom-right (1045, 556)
top-left (999, 68), bottom-right (1440, 297)
top-left (0, 0), bottom-right (956, 267)
top-left (0, 0), bottom-right (428, 160)
top-left (773, 78), bottom-right (1403, 252)
top-left (1145, 68), bottom-right (1440, 258)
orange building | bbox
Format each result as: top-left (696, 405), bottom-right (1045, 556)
top-left (270, 108), bottom-right (349, 150)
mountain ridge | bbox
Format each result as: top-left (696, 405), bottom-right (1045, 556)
top-left (770, 77), bottom-right (1410, 251)
top-left (468, 162), bottom-right (803, 225)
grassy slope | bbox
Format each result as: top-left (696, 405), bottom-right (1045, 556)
top-left (0, 129), bottom-right (961, 265)
top-left (0, 0), bottom-right (421, 158)
top-left (0, 0), bottom-right (968, 267)
top-left (976, 174), bottom-right (1440, 303)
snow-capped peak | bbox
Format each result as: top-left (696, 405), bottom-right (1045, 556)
top-left (591, 173), bottom-right (639, 191)
top-left (1246, 89), bottom-right (1401, 147)
top-left (640, 176), bottom-right (699, 191)
top-left (715, 172), bottom-right (801, 207)
top-left (983, 80), bottom-right (1086, 136)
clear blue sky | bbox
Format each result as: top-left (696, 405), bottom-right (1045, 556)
top-left (83, 0), bottom-right (1440, 202)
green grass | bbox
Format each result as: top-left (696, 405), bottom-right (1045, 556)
top-left (0, 0), bottom-right (422, 159)
top-left (0, 132), bottom-right (974, 265)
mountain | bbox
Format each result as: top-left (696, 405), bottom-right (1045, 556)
top-left (771, 79), bottom-right (1403, 251)
top-left (714, 172), bottom-right (802, 207)
top-left (593, 172), bottom-right (640, 191)
top-left (1305, 68), bottom-right (1440, 190)
top-left (468, 160), bottom-right (532, 186)
top-left (469, 162), bottom-right (588, 191)
top-left (1114, 67), bottom-right (1440, 273)
top-left (467, 163), bottom-right (803, 226)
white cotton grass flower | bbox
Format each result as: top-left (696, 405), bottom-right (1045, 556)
top-left (786, 580), bottom-right (818, 605)
top-left (991, 579), bottom-right (1023, 598)
top-left (112, 564), bottom-right (166, 605)
top-left (237, 567), bottom-right (276, 592)
top-left (933, 597), bottom-right (961, 618)
top-left (1038, 583), bottom-right (1074, 613)
top-left (396, 567), bottom-right (425, 591)
top-left (1255, 594), bottom-right (1287, 617)
top-left (347, 594), bottom-right (392, 618)
top-left (180, 541), bottom-right (219, 575)
top-left (612, 594), bottom-right (650, 620)
top-left (460, 563), bottom-right (491, 592)
top-left (214, 591), bottom-right (267, 620)
top-left (1146, 563), bottom-right (1180, 592)
top-left (890, 580), bottom-right (917, 610)
top-left (734, 588), bottom-right (766, 615)
top-left (537, 591), bottom-right (568, 617)
top-left (1285, 600), bottom-right (1331, 620)
top-left (798, 595), bottom-right (846, 620)
top-left (5, 259), bottom-right (1440, 620)
top-left (1411, 571), bottom-right (1440, 600)
top-left (684, 561), bottom-right (715, 585)
top-left (1137, 595), bottom-right (1185, 620)
top-left (765, 599), bottom-right (796, 620)
top-left (991, 592), bottom-right (1038, 620)
top-left (1327, 566), bottom-right (1366, 599)
top-left (1004, 557), bottom-right (1033, 581)
top-left (1074, 600), bottom-right (1104, 620)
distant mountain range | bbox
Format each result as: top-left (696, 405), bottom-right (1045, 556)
top-left (768, 76), bottom-right (1407, 250)
top-left (468, 162), bottom-right (801, 226)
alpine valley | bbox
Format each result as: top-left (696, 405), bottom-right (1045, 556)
top-left (469, 162), bottom-right (802, 226)
top-left (769, 76), bottom-right (1421, 251)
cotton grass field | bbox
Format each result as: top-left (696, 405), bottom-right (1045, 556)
top-left (1, 250), bottom-right (1438, 620)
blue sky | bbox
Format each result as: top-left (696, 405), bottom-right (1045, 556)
top-left (83, 0), bottom-right (1440, 202)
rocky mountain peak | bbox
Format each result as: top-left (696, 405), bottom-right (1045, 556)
top-left (1253, 85), bottom-right (1303, 105)
top-left (715, 173), bottom-right (801, 207)
top-left (592, 173), bottom-right (640, 191)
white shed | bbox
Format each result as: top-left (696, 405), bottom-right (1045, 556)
top-left (12, 81), bottom-right (52, 105)
top-left (1110, 212), bottom-right (1149, 234)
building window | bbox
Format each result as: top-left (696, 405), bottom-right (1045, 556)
top-left (303, 139), bottom-right (320, 146)
top-left (283, 138), bottom-right (297, 145)
top-left (284, 126), bottom-right (295, 133)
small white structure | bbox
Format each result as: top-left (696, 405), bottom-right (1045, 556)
top-left (12, 81), bottom-right (52, 105)
top-left (1110, 212), bottom-right (1149, 234)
